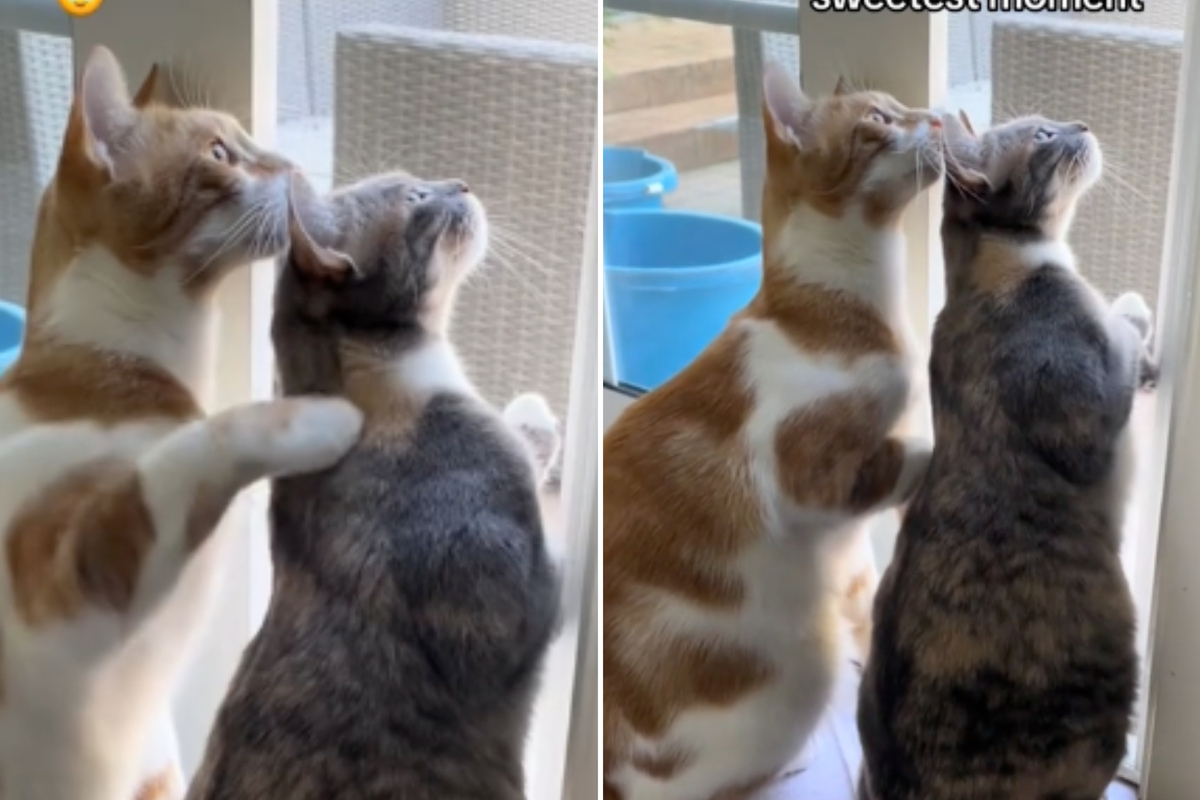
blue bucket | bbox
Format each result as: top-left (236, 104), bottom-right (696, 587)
top-left (603, 146), bottom-right (679, 210)
top-left (604, 209), bottom-right (762, 391)
top-left (0, 301), bottom-right (25, 377)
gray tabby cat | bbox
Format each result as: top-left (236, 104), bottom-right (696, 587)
top-left (857, 112), bottom-right (1155, 800)
top-left (187, 172), bottom-right (560, 800)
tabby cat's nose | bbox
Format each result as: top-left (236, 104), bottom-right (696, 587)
top-left (451, 180), bottom-right (470, 194)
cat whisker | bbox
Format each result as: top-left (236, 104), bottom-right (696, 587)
top-left (483, 249), bottom-right (558, 293)
top-left (487, 237), bottom-right (560, 279)
top-left (1097, 158), bottom-right (1149, 205)
top-left (487, 226), bottom-right (560, 267)
top-left (186, 204), bottom-right (267, 285)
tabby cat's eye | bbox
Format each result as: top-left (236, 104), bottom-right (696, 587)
top-left (210, 140), bottom-right (230, 163)
top-left (1034, 128), bottom-right (1056, 143)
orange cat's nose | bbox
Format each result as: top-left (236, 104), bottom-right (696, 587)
top-left (929, 116), bottom-right (943, 129)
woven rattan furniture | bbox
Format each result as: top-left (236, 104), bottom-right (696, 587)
top-left (992, 12), bottom-right (1184, 304)
top-left (0, 29), bottom-right (71, 304)
top-left (333, 25), bottom-right (597, 419)
top-left (280, 0), bottom-right (596, 122)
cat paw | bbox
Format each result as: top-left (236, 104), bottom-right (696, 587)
top-left (1113, 291), bottom-right (1153, 342)
top-left (246, 397), bottom-right (364, 475)
top-left (504, 392), bottom-right (562, 487)
top-left (1139, 354), bottom-right (1160, 391)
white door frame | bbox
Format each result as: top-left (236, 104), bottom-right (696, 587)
top-left (1139, 1), bottom-right (1200, 796)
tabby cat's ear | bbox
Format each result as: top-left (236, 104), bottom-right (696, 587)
top-left (942, 112), bottom-right (989, 196)
top-left (287, 198), bottom-right (358, 283)
top-left (763, 61), bottom-right (814, 151)
top-left (77, 46), bottom-right (138, 176)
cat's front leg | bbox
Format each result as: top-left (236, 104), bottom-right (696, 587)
top-left (126, 397), bottom-right (362, 623)
top-left (1112, 291), bottom-right (1158, 390)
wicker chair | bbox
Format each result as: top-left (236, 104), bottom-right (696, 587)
top-left (0, 29), bottom-right (71, 305)
top-left (333, 25), bottom-right (597, 421)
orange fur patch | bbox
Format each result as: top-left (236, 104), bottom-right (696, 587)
top-left (712, 773), bottom-right (778, 800)
top-left (0, 333), bottom-right (201, 426)
top-left (134, 766), bottom-right (181, 800)
top-left (970, 237), bottom-right (1033, 296)
top-left (631, 747), bottom-right (693, 780)
top-left (774, 396), bottom-right (903, 512)
top-left (605, 632), bottom-right (774, 739)
top-left (339, 342), bottom-right (423, 446)
top-left (604, 331), bottom-right (758, 611)
top-left (7, 458), bottom-right (154, 626)
top-left (744, 282), bottom-right (899, 358)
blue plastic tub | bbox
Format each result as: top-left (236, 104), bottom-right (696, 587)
top-left (0, 300), bottom-right (25, 376)
top-left (604, 209), bottom-right (762, 391)
top-left (603, 146), bottom-right (679, 210)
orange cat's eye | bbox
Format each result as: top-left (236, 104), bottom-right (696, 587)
top-left (866, 110), bottom-right (890, 125)
top-left (210, 140), bottom-right (231, 163)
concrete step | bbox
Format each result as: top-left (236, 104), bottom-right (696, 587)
top-left (605, 92), bottom-right (739, 173)
top-left (604, 16), bottom-right (735, 114)
top-left (605, 56), bottom-right (734, 115)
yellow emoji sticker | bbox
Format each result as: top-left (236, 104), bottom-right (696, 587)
top-left (59, 0), bottom-right (103, 17)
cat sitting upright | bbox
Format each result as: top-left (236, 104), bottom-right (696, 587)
top-left (603, 64), bottom-right (943, 800)
top-left (857, 112), bottom-right (1154, 800)
top-left (0, 47), bottom-right (363, 800)
top-left (186, 171), bottom-right (560, 800)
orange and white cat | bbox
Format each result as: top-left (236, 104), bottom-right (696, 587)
top-left (603, 65), bottom-right (943, 800)
top-left (0, 47), bottom-right (362, 800)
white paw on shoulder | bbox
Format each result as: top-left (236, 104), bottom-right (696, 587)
top-left (244, 397), bottom-right (364, 475)
top-left (1113, 291), bottom-right (1154, 341)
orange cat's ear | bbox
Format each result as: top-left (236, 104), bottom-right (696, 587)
top-left (74, 46), bottom-right (138, 177)
top-left (287, 188), bottom-right (357, 283)
top-left (833, 76), bottom-right (850, 96)
top-left (132, 63), bottom-right (161, 108)
top-left (763, 61), bottom-right (813, 151)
